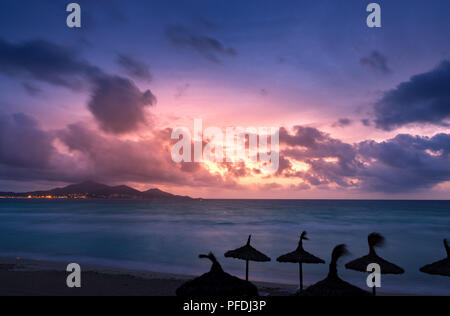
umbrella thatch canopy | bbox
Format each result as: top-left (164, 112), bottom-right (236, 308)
top-left (345, 233), bottom-right (404, 296)
top-left (301, 244), bottom-right (370, 296)
top-left (224, 235), bottom-right (271, 281)
top-left (176, 253), bottom-right (259, 297)
top-left (277, 231), bottom-right (325, 291)
top-left (419, 239), bottom-right (450, 277)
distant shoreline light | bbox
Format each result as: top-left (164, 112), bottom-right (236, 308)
top-left (0, 195), bottom-right (87, 199)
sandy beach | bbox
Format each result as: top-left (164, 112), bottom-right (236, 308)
top-left (0, 257), bottom-right (297, 296)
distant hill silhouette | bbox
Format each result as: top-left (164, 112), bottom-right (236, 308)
top-left (0, 181), bottom-right (197, 201)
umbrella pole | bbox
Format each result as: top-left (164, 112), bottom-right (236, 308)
top-left (370, 272), bottom-right (376, 296)
top-left (299, 262), bottom-right (303, 291)
top-left (245, 260), bottom-right (249, 281)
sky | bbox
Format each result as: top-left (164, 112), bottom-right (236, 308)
top-left (0, 0), bottom-right (450, 198)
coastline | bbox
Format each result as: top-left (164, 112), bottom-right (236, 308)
top-left (2, 199), bottom-right (448, 296)
top-left (0, 257), bottom-right (297, 296)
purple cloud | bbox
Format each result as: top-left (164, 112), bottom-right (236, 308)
top-left (374, 60), bottom-right (450, 131)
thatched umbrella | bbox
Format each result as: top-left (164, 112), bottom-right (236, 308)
top-left (176, 252), bottom-right (259, 297)
top-left (277, 231), bottom-right (325, 291)
top-left (224, 235), bottom-right (271, 281)
top-left (301, 244), bottom-right (370, 296)
top-left (345, 233), bottom-right (404, 296)
top-left (420, 239), bottom-right (450, 277)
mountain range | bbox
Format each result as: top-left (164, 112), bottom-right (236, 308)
top-left (0, 181), bottom-right (197, 201)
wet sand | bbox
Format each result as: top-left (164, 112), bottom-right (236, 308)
top-left (0, 257), bottom-right (296, 296)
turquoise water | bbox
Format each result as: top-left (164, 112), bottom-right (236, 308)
top-left (0, 199), bottom-right (449, 295)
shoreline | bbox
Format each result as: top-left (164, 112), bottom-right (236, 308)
top-left (0, 257), bottom-right (297, 296)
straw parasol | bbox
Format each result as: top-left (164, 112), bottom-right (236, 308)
top-left (224, 235), bottom-right (271, 281)
top-left (301, 244), bottom-right (370, 296)
top-left (345, 233), bottom-right (404, 296)
top-left (277, 231), bottom-right (325, 291)
top-left (176, 252), bottom-right (259, 297)
top-left (419, 239), bottom-right (450, 277)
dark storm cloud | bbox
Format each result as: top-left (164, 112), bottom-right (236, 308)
top-left (280, 126), bottom-right (357, 163)
top-left (56, 123), bottom-right (224, 186)
top-left (0, 115), bottom-right (223, 187)
top-left (165, 25), bottom-right (237, 63)
top-left (0, 113), bottom-right (54, 169)
top-left (0, 113), bottom-right (92, 184)
top-left (0, 38), bottom-right (157, 134)
top-left (280, 126), bottom-right (360, 187)
top-left (424, 133), bottom-right (450, 155)
top-left (2, 113), bottom-right (450, 193)
top-left (276, 155), bottom-right (292, 175)
top-left (279, 125), bottom-right (450, 193)
top-left (280, 126), bottom-right (327, 148)
top-left (0, 37), bottom-right (98, 89)
top-left (360, 50), bottom-right (392, 75)
top-left (332, 118), bottom-right (352, 128)
top-left (88, 75), bottom-right (157, 134)
top-left (116, 54), bottom-right (152, 82)
top-left (361, 119), bottom-right (371, 127)
top-left (221, 162), bottom-right (249, 178)
top-left (357, 134), bottom-right (450, 192)
top-left (374, 60), bottom-right (450, 131)
top-left (281, 130), bottom-right (356, 163)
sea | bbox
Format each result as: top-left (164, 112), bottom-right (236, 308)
top-left (0, 199), bottom-right (449, 295)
